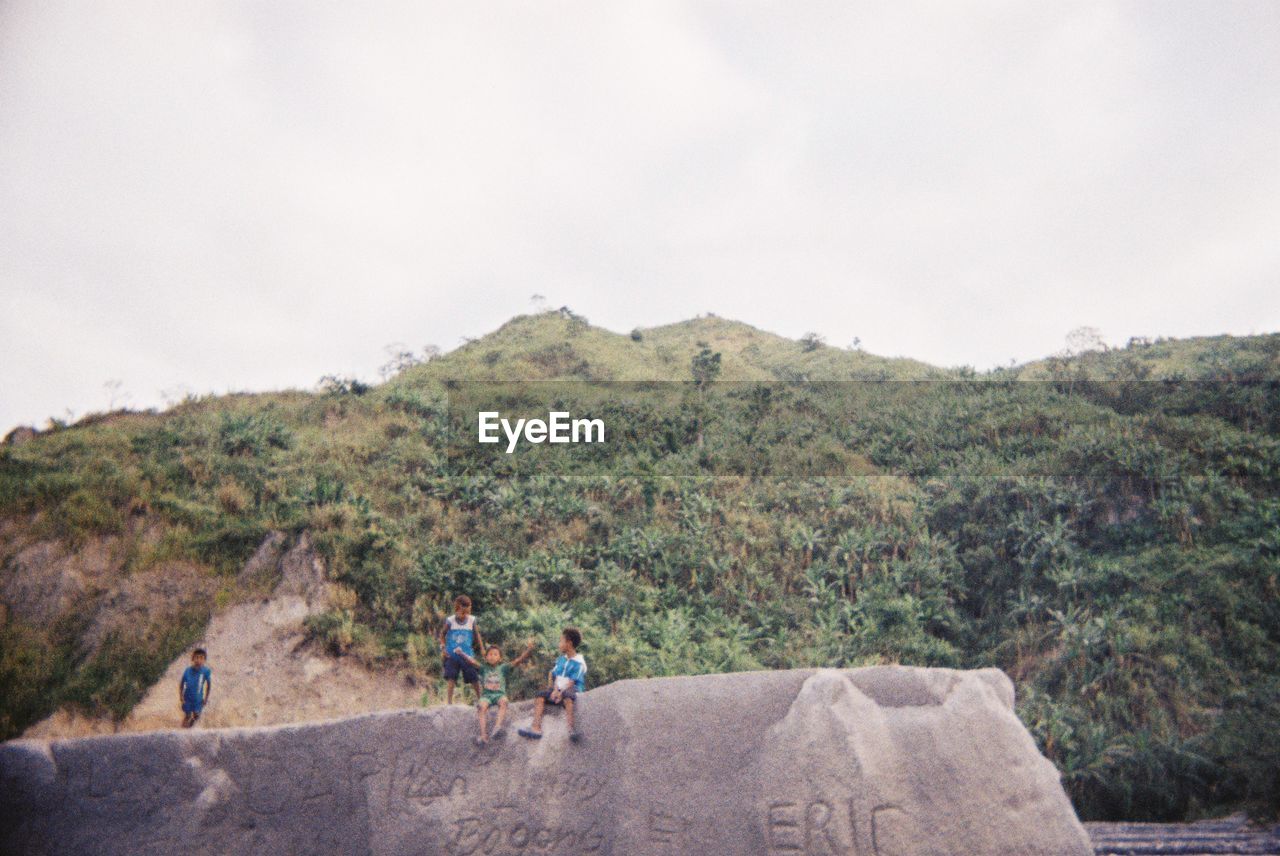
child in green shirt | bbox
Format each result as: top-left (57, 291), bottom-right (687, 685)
top-left (456, 640), bottom-right (535, 745)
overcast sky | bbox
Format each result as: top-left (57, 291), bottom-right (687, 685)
top-left (2, 2), bottom-right (1278, 432)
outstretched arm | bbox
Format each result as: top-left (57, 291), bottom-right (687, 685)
top-left (510, 641), bottom-right (536, 668)
top-left (455, 649), bottom-right (480, 667)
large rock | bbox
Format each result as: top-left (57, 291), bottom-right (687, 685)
top-left (0, 666), bottom-right (1092, 855)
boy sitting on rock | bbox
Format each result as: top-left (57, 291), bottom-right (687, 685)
top-left (453, 640), bottom-right (536, 745)
top-left (519, 627), bottom-right (586, 743)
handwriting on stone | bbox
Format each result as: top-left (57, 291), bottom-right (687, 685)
top-left (870, 804), bottom-right (912, 856)
top-left (70, 753), bottom-right (181, 816)
top-left (214, 745), bottom-right (383, 854)
top-left (544, 769), bottom-right (605, 801)
top-left (448, 814), bottom-right (607, 855)
top-left (766, 800), bottom-right (839, 854)
top-left (647, 807), bottom-right (694, 848)
top-left (389, 753), bottom-right (467, 807)
top-left (245, 748), bottom-right (337, 815)
top-left (764, 798), bottom-right (908, 855)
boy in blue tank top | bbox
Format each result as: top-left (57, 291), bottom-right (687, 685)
top-left (438, 595), bottom-right (486, 705)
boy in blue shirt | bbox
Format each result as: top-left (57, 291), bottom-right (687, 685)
top-left (438, 595), bottom-right (486, 705)
top-left (519, 627), bottom-right (586, 743)
top-left (178, 648), bottom-right (212, 728)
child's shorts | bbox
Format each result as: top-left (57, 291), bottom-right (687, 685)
top-left (537, 685), bottom-right (577, 706)
top-left (480, 690), bottom-right (506, 707)
top-left (442, 653), bottom-right (479, 684)
top-left (182, 702), bottom-right (203, 715)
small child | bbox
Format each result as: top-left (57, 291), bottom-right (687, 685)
top-left (518, 627), bottom-right (586, 743)
top-left (439, 595), bottom-right (486, 705)
top-left (178, 647), bottom-right (212, 728)
top-left (453, 640), bottom-right (536, 745)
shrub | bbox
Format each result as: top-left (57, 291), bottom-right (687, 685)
top-left (318, 375), bottom-right (371, 396)
top-left (216, 480), bottom-right (252, 515)
top-left (800, 332), bottom-right (825, 352)
top-left (218, 412), bottom-right (293, 457)
top-left (51, 489), bottom-right (125, 542)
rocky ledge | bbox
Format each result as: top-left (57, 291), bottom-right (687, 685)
top-left (1, 666), bottom-right (1092, 855)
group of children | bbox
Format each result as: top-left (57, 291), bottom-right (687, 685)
top-left (176, 595), bottom-right (587, 746)
top-left (439, 595), bottom-right (587, 745)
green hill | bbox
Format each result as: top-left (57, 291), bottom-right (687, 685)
top-left (387, 311), bottom-right (944, 383)
top-left (1017, 331), bottom-right (1280, 382)
top-left (1, 312), bottom-right (1277, 822)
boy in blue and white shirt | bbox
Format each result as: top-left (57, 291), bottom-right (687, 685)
top-left (519, 627), bottom-right (586, 743)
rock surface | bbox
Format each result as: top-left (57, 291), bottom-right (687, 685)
top-left (1, 666), bottom-right (1093, 855)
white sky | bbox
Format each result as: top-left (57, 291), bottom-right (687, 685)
top-left (2, 1), bottom-right (1278, 432)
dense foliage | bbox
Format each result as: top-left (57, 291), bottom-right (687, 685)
top-left (1, 313), bottom-right (1277, 821)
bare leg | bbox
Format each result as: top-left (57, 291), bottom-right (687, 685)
top-left (476, 700), bottom-right (489, 742)
top-left (494, 698), bottom-right (509, 733)
top-left (530, 696), bottom-right (546, 733)
top-left (446, 679), bottom-right (455, 705)
top-left (469, 682), bottom-right (482, 705)
top-left (564, 697), bottom-right (575, 734)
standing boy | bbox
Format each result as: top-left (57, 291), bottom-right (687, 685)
top-left (179, 647), bottom-right (212, 728)
top-left (439, 595), bottom-right (486, 705)
top-left (518, 627), bottom-right (586, 742)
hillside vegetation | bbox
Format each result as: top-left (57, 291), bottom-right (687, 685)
top-left (2, 312), bottom-right (1278, 821)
